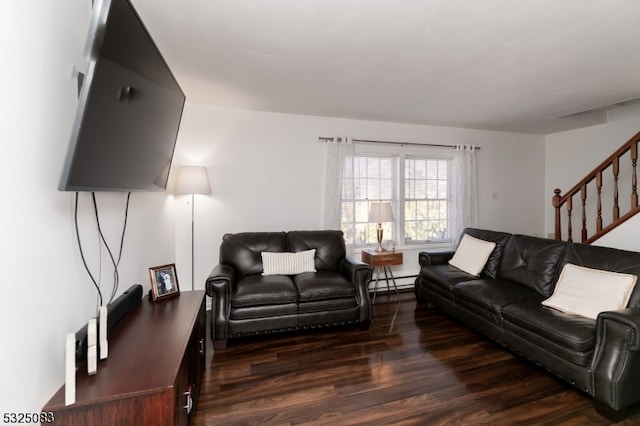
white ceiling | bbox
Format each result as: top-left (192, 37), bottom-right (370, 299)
top-left (132, 0), bottom-right (640, 134)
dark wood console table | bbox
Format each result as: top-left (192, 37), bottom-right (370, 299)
top-left (43, 290), bottom-right (206, 426)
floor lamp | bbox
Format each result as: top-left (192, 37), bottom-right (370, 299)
top-left (175, 166), bottom-right (211, 290)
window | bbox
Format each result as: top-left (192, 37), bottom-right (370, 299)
top-left (404, 156), bottom-right (451, 243)
top-left (340, 145), bottom-right (453, 248)
top-left (341, 154), bottom-right (396, 246)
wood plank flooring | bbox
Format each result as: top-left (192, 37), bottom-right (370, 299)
top-left (194, 292), bottom-right (640, 425)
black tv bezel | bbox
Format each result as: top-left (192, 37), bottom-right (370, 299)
top-left (58, 0), bottom-right (185, 192)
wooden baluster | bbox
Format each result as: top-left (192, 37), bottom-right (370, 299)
top-left (566, 195), bottom-right (573, 243)
top-left (581, 184), bottom-right (587, 242)
top-left (613, 157), bottom-right (620, 221)
top-left (551, 132), bottom-right (640, 245)
top-left (596, 171), bottom-right (603, 232)
top-left (553, 189), bottom-right (562, 240)
top-left (632, 142), bottom-right (638, 208)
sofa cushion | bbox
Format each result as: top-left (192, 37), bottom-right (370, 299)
top-left (420, 264), bottom-right (478, 298)
top-left (453, 279), bottom-right (538, 317)
top-left (231, 275), bottom-right (298, 307)
top-left (502, 299), bottom-right (596, 366)
top-left (288, 230), bottom-right (346, 272)
top-left (559, 242), bottom-right (640, 308)
top-left (298, 298), bottom-right (358, 314)
top-left (262, 249), bottom-right (316, 276)
top-left (294, 271), bottom-right (356, 302)
top-left (541, 263), bottom-right (637, 320)
top-left (220, 232), bottom-right (288, 279)
top-left (498, 234), bottom-right (566, 297)
top-left (452, 279), bottom-right (536, 327)
top-left (449, 234), bottom-right (496, 276)
top-left (230, 303), bottom-right (298, 320)
top-left (462, 228), bottom-right (512, 278)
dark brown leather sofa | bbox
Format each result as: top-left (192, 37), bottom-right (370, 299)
top-left (206, 230), bottom-right (372, 349)
top-left (415, 228), bottom-right (640, 421)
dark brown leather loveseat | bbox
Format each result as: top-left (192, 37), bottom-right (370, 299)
top-left (206, 230), bottom-right (372, 349)
top-left (415, 228), bottom-right (640, 421)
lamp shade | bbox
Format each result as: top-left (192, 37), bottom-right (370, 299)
top-left (174, 166), bottom-right (211, 195)
top-left (369, 201), bottom-right (394, 223)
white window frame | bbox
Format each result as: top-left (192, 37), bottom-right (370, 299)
top-left (404, 154), bottom-right (452, 245)
top-left (341, 153), bottom-right (397, 248)
top-left (342, 143), bottom-right (455, 251)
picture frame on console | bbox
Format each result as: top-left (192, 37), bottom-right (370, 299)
top-left (149, 264), bottom-right (180, 301)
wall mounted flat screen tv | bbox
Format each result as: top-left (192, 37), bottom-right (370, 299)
top-left (59, 0), bottom-right (185, 192)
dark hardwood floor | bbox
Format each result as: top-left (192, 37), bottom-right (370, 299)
top-left (194, 291), bottom-right (640, 425)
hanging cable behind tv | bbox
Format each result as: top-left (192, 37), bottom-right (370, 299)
top-left (74, 192), bottom-right (132, 311)
top-left (72, 191), bottom-right (137, 363)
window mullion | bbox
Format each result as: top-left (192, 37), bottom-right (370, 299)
top-left (397, 152), bottom-right (406, 250)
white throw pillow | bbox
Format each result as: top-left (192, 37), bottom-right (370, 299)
top-left (448, 234), bottom-right (496, 276)
top-left (262, 249), bottom-right (317, 275)
top-left (542, 263), bottom-right (637, 320)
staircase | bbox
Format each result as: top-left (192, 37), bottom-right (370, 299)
top-left (553, 130), bottom-right (640, 244)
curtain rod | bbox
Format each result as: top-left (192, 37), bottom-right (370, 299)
top-left (317, 136), bottom-right (480, 150)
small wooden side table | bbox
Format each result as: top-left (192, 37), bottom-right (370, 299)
top-left (361, 249), bottom-right (403, 304)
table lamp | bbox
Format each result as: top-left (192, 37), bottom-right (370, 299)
top-left (369, 201), bottom-right (394, 252)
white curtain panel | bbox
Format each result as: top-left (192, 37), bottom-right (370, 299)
top-left (451, 144), bottom-right (478, 244)
top-left (324, 137), bottom-right (353, 229)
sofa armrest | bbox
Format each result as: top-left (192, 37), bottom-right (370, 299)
top-left (597, 309), bottom-right (640, 349)
top-left (341, 257), bottom-right (373, 323)
top-left (418, 250), bottom-right (455, 267)
top-left (592, 308), bottom-right (640, 411)
top-left (205, 264), bottom-right (235, 343)
top-left (205, 264), bottom-right (235, 296)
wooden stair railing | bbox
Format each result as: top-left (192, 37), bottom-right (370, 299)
top-left (553, 130), bottom-right (640, 244)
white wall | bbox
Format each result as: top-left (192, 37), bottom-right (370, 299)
top-left (1, 1), bottom-right (177, 413)
top-left (595, 214), bottom-right (640, 252)
top-left (545, 103), bottom-right (640, 250)
top-left (174, 103), bottom-right (546, 288)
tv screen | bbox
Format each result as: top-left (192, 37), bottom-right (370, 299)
top-left (59, 0), bottom-right (185, 192)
